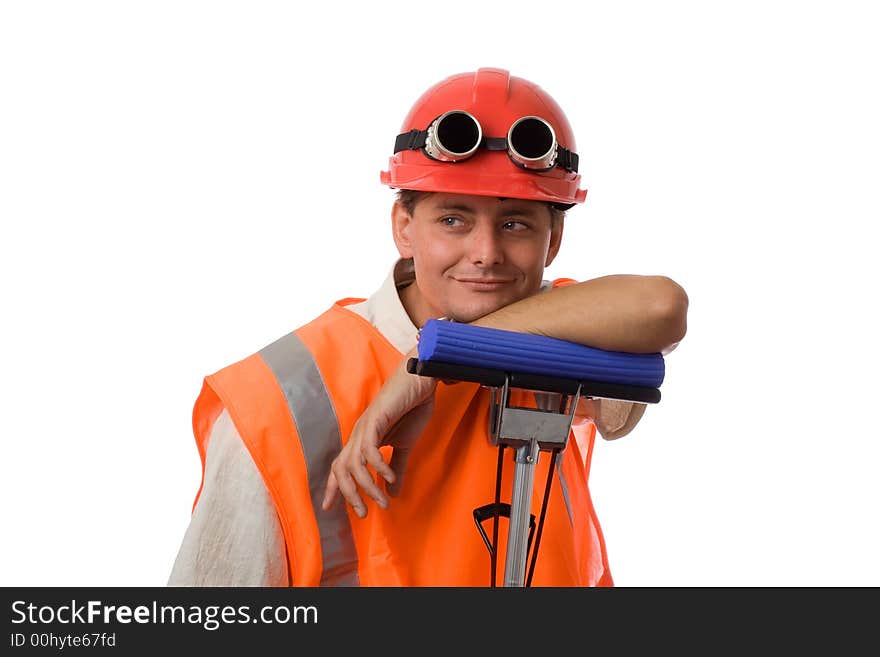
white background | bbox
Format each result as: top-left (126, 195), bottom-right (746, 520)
top-left (1, 1), bottom-right (878, 587)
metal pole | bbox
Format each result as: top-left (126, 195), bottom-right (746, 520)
top-left (503, 438), bottom-right (539, 587)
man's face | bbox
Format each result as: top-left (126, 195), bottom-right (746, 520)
top-left (392, 192), bottom-right (564, 325)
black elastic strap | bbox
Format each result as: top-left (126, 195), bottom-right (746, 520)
top-left (526, 448), bottom-right (559, 587)
top-left (393, 129), bottom-right (428, 154)
top-left (483, 137), bottom-right (508, 151)
top-left (557, 147), bottom-right (579, 173)
top-left (392, 131), bottom-right (580, 175)
top-left (491, 444), bottom-right (505, 587)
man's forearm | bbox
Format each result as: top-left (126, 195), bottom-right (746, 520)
top-left (473, 274), bottom-right (688, 354)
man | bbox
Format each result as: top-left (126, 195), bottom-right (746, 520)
top-left (168, 68), bottom-right (688, 587)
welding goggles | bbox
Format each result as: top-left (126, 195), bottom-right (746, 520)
top-left (393, 110), bottom-right (580, 173)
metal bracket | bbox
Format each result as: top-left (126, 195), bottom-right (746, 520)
top-left (488, 373), bottom-right (582, 450)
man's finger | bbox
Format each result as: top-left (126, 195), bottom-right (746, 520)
top-left (333, 461), bottom-right (368, 518)
top-left (363, 443), bottom-right (395, 484)
top-left (348, 451), bottom-right (389, 510)
top-left (386, 447), bottom-right (411, 497)
top-left (321, 472), bottom-right (339, 510)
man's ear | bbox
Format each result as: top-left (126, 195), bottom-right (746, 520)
top-left (545, 216), bottom-right (564, 267)
top-left (391, 200), bottom-right (415, 259)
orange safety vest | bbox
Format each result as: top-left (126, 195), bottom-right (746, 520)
top-left (190, 293), bottom-right (614, 587)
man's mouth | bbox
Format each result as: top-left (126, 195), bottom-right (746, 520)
top-left (453, 277), bottom-right (515, 291)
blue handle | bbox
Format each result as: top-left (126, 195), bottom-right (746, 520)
top-left (417, 320), bottom-right (665, 388)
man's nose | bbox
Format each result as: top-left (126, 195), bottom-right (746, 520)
top-left (467, 223), bottom-right (504, 266)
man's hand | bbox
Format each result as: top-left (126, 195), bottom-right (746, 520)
top-left (321, 348), bottom-right (437, 518)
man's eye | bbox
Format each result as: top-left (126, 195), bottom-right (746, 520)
top-left (503, 220), bottom-right (529, 231)
top-left (440, 216), bottom-right (460, 226)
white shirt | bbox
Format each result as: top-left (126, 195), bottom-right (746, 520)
top-left (167, 259), bottom-right (646, 586)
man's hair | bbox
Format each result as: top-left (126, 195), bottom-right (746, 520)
top-left (395, 189), bottom-right (565, 227)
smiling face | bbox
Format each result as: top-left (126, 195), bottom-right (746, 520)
top-left (392, 192), bottom-right (564, 326)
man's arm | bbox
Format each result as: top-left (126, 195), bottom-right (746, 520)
top-left (473, 274), bottom-right (688, 354)
top-left (323, 274), bottom-right (689, 516)
top-left (487, 274), bottom-right (686, 442)
top-left (578, 398), bottom-right (648, 440)
top-left (579, 321), bottom-right (684, 439)
top-left (168, 409), bottom-right (289, 586)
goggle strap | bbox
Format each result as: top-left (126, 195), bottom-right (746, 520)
top-left (557, 147), bottom-right (579, 173)
top-left (392, 131), bottom-right (579, 173)
top-left (483, 137), bottom-right (508, 151)
top-left (394, 129), bottom-right (429, 154)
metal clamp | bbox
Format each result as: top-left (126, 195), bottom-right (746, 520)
top-left (488, 373), bottom-right (582, 450)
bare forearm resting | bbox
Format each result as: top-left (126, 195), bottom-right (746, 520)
top-left (473, 275), bottom-right (689, 354)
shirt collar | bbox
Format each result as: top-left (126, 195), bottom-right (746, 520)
top-left (353, 258), bottom-right (419, 355)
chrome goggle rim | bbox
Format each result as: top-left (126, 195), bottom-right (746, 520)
top-left (507, 116), bottom-right (557, 171)
top-left (425, 110), bottom-right (483, 162)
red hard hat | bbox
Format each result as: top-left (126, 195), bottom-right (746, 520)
top-left (380, 68), bottom-right (587, 208)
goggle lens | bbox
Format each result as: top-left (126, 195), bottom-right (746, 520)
top-left (433, 111), bottom-right (482, 158)
top-left (508, 116), bottom-right (557, 170)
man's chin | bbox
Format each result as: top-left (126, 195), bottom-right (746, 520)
top-left (444, 297), bottom-right (516, 323)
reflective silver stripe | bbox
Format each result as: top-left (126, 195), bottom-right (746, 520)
top-left (556, 456), bottom-right (574, 526)
top-left (259, 332), bottom-right (360, 587)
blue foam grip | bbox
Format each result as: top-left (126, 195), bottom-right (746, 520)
top-left (417, 319), bottom-right (665, 388)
